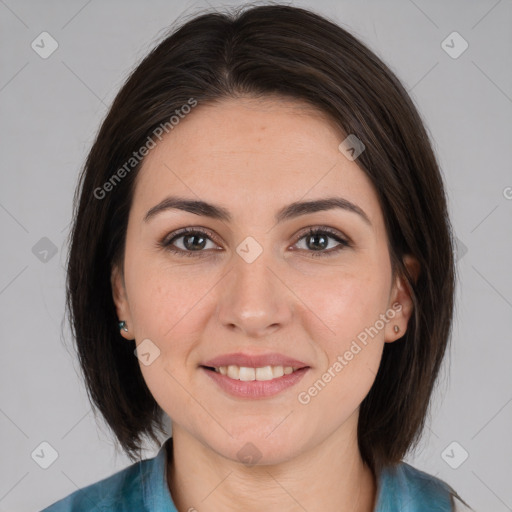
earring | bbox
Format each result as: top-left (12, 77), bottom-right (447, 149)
top-left (393, 325), bottom-right (400, 333)
top-left (118, 320), bottom-right (128, 332)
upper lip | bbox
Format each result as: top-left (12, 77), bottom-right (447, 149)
top-left (201, 352), bottom-right (309, 369)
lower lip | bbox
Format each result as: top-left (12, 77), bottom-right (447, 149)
top-left (201, 366), bottom-right (310, 399)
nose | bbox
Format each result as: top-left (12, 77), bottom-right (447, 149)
top-left (215, 247), bottom-right (293, 339)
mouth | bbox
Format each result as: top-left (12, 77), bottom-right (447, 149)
top-left (199, 352), bottom-right (310, 398)
top-left (200, 363), bottom-right (310, 399)
top-left (200, 364), bottom-right (307, 381)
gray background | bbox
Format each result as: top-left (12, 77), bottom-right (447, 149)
top-left (0, 0), bottom-right (511, 510)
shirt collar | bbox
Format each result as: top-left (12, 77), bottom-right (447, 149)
top-left (141, 437), bottom-right (178, 511)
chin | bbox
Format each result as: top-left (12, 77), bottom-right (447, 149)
top-left (207, 428), bottom-right (306, 467)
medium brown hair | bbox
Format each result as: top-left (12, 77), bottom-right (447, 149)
top-left (65, 3), bottom-right (455, 474)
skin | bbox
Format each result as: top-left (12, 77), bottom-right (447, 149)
top-left (111, 96), bottom-right (419, 512)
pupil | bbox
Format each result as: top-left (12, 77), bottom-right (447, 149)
top-left (309, 233), bottom-right (327, 250)
top-left (185, 234), bottom-right (206, 250)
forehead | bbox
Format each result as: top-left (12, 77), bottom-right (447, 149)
top-left (131, 97), bottom-right (381, 226)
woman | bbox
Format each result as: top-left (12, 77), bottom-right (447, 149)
top-left (41, 4), bottom-right (473, 511)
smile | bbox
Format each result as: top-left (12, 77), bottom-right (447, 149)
top-left (208, 365), bottom-right (300, 381)
top-left (201, 365), bottom-right (310, 399)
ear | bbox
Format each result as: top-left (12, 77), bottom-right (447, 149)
top-left (111, 263), bottom-right (134, 341)
top-left (384, 254), bottom-right (420, 343)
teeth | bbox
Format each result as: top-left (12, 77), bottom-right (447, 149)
top-left (213, 365), bottom-right (300, 381)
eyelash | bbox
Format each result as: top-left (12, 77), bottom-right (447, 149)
top-left (159, 226), bottom-right (351, 258)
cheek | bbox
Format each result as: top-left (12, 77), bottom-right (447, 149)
top-left (130, 272), bottom-right (203, 420)
top-left (295, 261), bottom-right (391, 347)
top-left (122, 254), bottom-right (200, 404)
top-left (124, 247), bottom-right (217, 341)
top-left (295, 268), bottom-right (389, 417)
top-left (293, 262), bottom-right (390, 407)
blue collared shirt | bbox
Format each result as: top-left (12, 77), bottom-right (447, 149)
top-left (40, 437), bottom-right (466, 511)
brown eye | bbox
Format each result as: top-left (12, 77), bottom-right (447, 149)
top-left (293, 227), bottom-right (350, 257)
top-left (161, 228), bottom-right (218, 257)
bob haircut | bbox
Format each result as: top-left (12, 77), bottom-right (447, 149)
top-left (65, 3), bottom-right (455, 475)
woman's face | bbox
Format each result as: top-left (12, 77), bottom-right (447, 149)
top-left (112, 96), bottom-right (416, 465)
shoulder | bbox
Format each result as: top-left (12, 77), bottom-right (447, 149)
top-left (376, 462), bottom-right (474, 511)
top-left (39, 457), bottom-right (150, 511)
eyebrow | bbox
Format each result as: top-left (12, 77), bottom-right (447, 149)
top-left (143, 195), bottom-right (371, 226)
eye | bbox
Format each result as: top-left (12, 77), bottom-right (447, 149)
top-left (293, 227), bottom-right (351, 257)
top-left (160, 227), bottom-right (220, 258)
top-left (159, 226), bottom-right (351, 258)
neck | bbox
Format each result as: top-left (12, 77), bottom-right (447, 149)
top-left (167, 418), bottom-right (376, 512)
